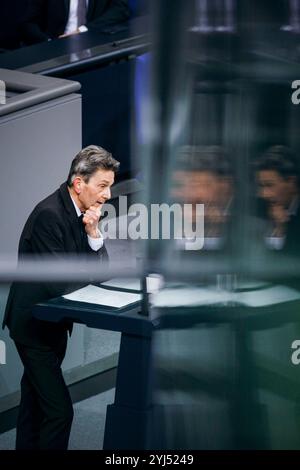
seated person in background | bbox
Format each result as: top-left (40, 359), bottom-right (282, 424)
top-left (254, 145), bottom-right (300, 254)
top-left (0, 0), bottom-right (28, 50)
top-left (20, 0), bottom-right (130, 45)
top-left (171, 145), bottom-right (235, 252)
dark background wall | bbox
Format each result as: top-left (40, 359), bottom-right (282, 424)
top-left (0, 1), bottom-right (28, 50)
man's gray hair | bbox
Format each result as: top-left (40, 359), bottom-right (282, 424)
top-left (67, 145), bottom-right (120, 186)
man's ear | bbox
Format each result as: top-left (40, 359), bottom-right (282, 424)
top-left (73, 177), bottom-right (82, 194)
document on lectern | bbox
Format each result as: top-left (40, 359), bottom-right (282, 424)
top-left (63, 284), bottom-right (141, 308)
top-left (152, 285), bottom-right (300, 308)
top-left (101, 277), bottom-right (142, 291)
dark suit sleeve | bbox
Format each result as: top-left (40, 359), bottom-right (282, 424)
top-left (31, 209), bottom-right (107, 298)
top-left (87, 0), bottom-right (130, 31)
top-left (20, 0), bottom-right (50, 45)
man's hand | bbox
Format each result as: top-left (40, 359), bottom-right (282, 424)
top-left (59, 29), bottom-right (80, 38)
top-left (82, 204), bottom-right (102, 238)
top-left (204, 204), bottom-right (227, 237)
top-left (269, 204), bottom-right (289, 237)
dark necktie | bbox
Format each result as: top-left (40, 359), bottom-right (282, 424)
top-left (79, 214), bottom-right (87, 248)
top-left (77, 0), bottom-right (87, 27)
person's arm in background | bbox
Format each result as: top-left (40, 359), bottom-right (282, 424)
top-left (20, 0), bottom-right (50, 45)
top-left (87, 0), bottom-right (130, 32)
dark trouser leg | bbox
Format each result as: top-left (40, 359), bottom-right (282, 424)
top-left (16, 371), bottom-right (43, 449)
top-left (15, 335), bottom-right (73, 450)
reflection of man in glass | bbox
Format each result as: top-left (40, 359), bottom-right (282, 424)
top-left (21, 0), bottom-right (129, 45)
top-left (172, 145), bottom-right (234, 251)
top-left (255, 145), bottom-right (300, 252)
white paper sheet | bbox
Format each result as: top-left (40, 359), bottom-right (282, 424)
top-left (152, 287), bottom-right (231, 308)
top-left (101, 278), bottom-right (142, 291)
top-left (152, 285), bottom-right (300, 308)
top-left (63, 284), bottom-right (141, 308)
top-left (235, 286), bottom-right (300, 307)
top-left (101, 276), bottom-right (164, 293)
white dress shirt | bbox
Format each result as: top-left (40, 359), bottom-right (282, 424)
top-left (70, 196), bottom-right (104, 251)
top-left (64, 0), bottom-right (89, 34)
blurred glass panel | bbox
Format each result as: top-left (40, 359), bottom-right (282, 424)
top-left (138, 0), bottom-right (300, 450)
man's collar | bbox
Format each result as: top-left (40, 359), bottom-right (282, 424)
top-left (67, 186), bottom-right (82, 217)
top-left (70, 195), bottom-right (82, 217)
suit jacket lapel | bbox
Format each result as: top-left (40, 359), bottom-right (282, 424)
top-left (64, 0), bottom-right (70, 14)
top-left (59, 182), bottom-right (83, 252)
top-left (87, 0), bottom-right (96, 20)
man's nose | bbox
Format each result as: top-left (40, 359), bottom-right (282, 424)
top-left (258, 187), bottom-right (269, 199)
top-left (102, 187), bottom-right (111, 201)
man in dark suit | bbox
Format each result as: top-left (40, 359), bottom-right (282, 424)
top-left (2, 145), bottom-right (119, 449)
top-left (254, 145), bottom-right (300, 255)
top-left (21, 0), bottom-right (129, 45)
